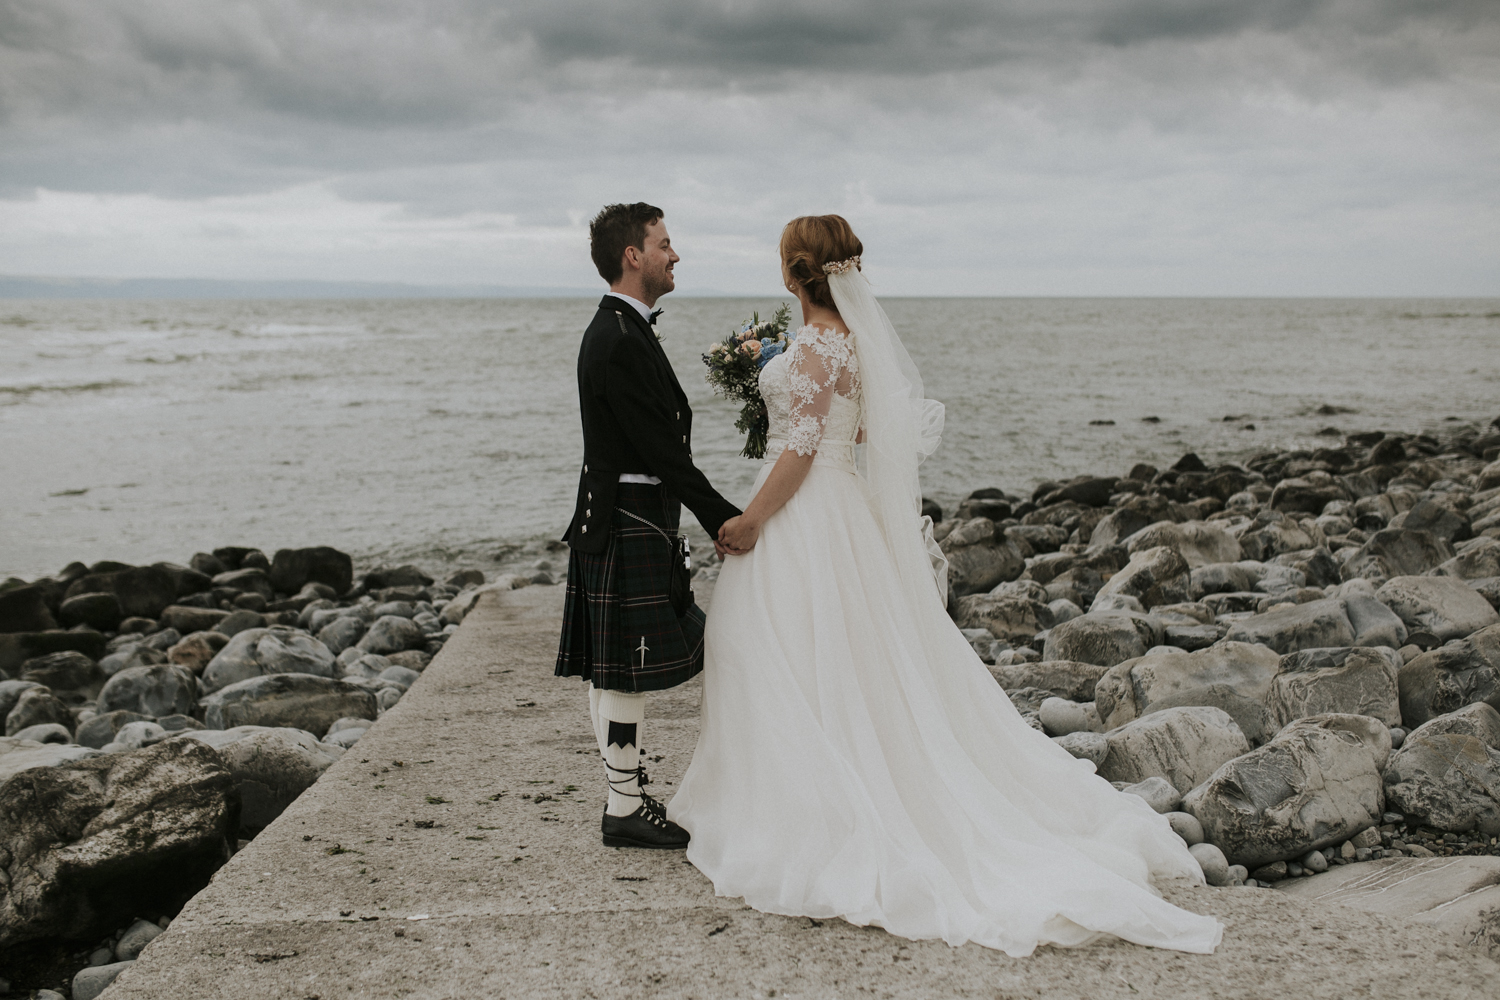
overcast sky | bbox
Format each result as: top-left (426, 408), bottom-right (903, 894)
top-left (1, 0), bottom-right (1496, 295)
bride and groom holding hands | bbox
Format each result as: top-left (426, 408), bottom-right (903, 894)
top-left (554, 203), bottom-right (1223, 957)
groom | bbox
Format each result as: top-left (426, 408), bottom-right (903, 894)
top-left (555, 202), bottom-right (747, 849)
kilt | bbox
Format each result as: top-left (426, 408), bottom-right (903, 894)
top-left (554, 483), bottom-right (707, 692)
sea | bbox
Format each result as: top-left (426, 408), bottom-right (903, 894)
top-left (2, 297), bottom-right (1496, 581)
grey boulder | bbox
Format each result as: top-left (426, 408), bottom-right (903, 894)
top-left (316, 615), bottom-right (368, 655)
top-left (1092, 641), bottom-right (1281, 740)
top-left (96, 663), bottom-right (197, 718)
top-left (1337, 579), bottom-right (1410, 649)
top-left (1397, 623), bottom-right (1500, 728)
top-left (1053, 731), bottom-right (1109, 766)
top-left (1377, 575), bottom-right (1500, 643)
top-left (1340, 528), bottom-right (1454, 584)
top-left (157, 605), bottom-right (231, 635)
top-left (1042, 611), bottom-right (1160, 668)
top-left (11, 723), bottom-right (71, 744)
top-left (952, 593), bottom-right (1052, 643)
top-left (201, 626), bottom-right (338, 693)
top-left (200, 673), bottom-right (377, 734)
top-left (987, 659), bottom-right (1110, 701)
top-left (183, 726), bottom-right (345, 829)
top-left (1182, 713), bottom-right (1389, 869)
top-left (1383, 715), bottom-right (1500, 835)
top-left (1125, 520), bottom-right (1241, 568)
top-left (1098, 705), bottom-right (1250, 793)
top-left (1434, 537), bottom-right (1500, 581)
top-left (1120, 775), bottom-right (1182, 813)
top-left (356, 615), bottom-right (428, 655)
top-left (1090, 545), bottom-right (1190, 611)
top-left (1222, 598), bottom-right (1356, 655)
top-left (19, 650), bottom-right (107, 703)
top-left (5, 688), bottom-right (74, 737)
top-left (0, 738), bottom-right (236, 948)
top-left (75, 709), bottom-right (153, 749)
top-left (1266, 646), bottom-right (1403, 729)
top-left (0, 738), bottom-right (100, 784)
top-left (73, 961), bottom-right (135, 1000)
top-left (940, 518), bottom-right (1028, 597)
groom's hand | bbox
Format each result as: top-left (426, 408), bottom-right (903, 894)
top-left (718, 516), bottom-right (760, 555)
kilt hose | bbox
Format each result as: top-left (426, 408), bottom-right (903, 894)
top-left (555, 483), bottom-right (707, 693)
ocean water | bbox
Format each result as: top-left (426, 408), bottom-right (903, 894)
top-left (1, 296), bottom-right (1496, 580)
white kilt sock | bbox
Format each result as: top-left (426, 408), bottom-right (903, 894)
top-left (595, 688), bottom-right (646, 817)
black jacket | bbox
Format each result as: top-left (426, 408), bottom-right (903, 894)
top-left (564, 296), bottom-right (741, 553)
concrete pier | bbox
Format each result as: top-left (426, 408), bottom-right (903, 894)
top-left (102, 585), bottom-right (1498, 999)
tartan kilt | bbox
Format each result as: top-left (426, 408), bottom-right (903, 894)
top-left (555, 483), bottom-right (706, 692)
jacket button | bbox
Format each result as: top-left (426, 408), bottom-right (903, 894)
top-left (581, 525), bottom-right (588, 534)
top-left (585, 509), bottom-right (591, 518)
top-left (584, 464), bottom-right (588, 473)
top-left (587, 492), bottom-right (592, 501)
top-left (682, 435), bottom-right (687, 443)
top-left (676, 411), bottom-right (680, 420)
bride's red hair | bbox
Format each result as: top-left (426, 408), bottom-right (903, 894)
top-left (780, 215), bottom-right (862, 310)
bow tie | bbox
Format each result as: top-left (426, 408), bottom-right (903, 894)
top-left (648, 308), bottom-right (663, 326)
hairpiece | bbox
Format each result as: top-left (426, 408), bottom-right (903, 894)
top-left (821, 255), bottom-right (861, 276)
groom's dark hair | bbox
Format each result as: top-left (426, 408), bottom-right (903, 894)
top-left (590, 202), bottom-right (664, 284)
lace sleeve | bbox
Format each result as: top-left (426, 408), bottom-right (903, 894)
top-left (785, 327), bottom-right (854, 456)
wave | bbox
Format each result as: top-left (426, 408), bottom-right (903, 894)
top-left (0, 379), bottom-right (133, 400)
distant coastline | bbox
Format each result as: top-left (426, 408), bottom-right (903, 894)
top-left (0, 275), bottom-right (611, 300)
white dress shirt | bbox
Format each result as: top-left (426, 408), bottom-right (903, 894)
top-left (605, 291), bottom-right (663, 485)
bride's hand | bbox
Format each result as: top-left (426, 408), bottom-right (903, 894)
top-left (718, 516), bottom-right (760, 555)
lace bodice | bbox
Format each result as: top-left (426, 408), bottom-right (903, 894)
top-left (759, 324), bottom-right (862, 461)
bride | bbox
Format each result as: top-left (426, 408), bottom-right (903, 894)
top-left (667, 215), bottom-right (1223, 957)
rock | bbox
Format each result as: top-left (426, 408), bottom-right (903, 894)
top-left (152, 561), bottom-right (213, 599)
top-left (1125, 520), bottom-right (1242, 568)
top-left (0, 680), bottom-right (42, 721)
top-left (1377, 575), bottom-right (1499, 643)
top-left (1302, 848), bottom-right (1329, 873)
top-left (1121, 775), bottom-right (1182, 813)
top-left (0, 585), bottom-right (58, 634)
top-left (1037, 697), bottom-right (1092, 736)
top-left (115, 916), bottom-right (163, 960)
top-left (377, 686), bottom-right (403, 711)
top-left (10, 723), bottom-right (71, 744)
top-left (1182, 713), bottom-right (1389, 868)
top-left (362, 564), bottom-right (433, 590)
top-left (316, 615), bottom-right (368, 655)
top-left (1092, 641), bottom-right (1281, 734)
top-left (96, 663), bottom-right (197, 718)
top-left (201, 626), bottom-right (339, 693)
top-left (63, 565), bottom-right (178, 620)
top-left (112, 720), bottom-right (169, 749)
top-left (1384, 730), bottom-right (1500, 835)
top-left (1222, 598), bottom-right (1356, 654)
top-left (1091, 593), bottom-right (1145, 614)
top-left (1166, 811), bottom-right (1204, 845)
top-left (1397, 624), bottom-right (1500, 728)
top-left (378, 664), bottom-right (421, 687)
top-left (1404, 701), bottom-right (1500, 746)
top-left (1163, 624), bottom-right (1225, 651)
top-left (210, 567), bottom-right (275, 600)
top-left (1189, 842), bottom-right (1231, 886)
top-left (0, 739), bottom-right (100, 783)
top-left (1042, 612), bottom-right (1158, 667)
top-left (1053, 731), bottom-right (1108, 765)
top-left (214, 609), bottom-right (267, 637)
top-left (19, 650), bottom-right (106, 702)
top-left (1471, 576), bottom-right (1500, 613)
top-left (325, 726), bottom-right (367, 749)
top-left (57, 592), bottom-right (124, 631)
top-left (1340, 528), bottom-right (1454, 584)
top-left (1239, 517), bottom-right (1319, 562)
top-left (5, 688), bottom-right (73, 737)
top-left (1086, 509), bottom-right (1157, 551)
top-left (952, 594), bottom-right (1052, 643)
top-left (269, 546), bottom-right (354, 597)
top-left (446, 569), bottom-right (485, 589)
top-left (73, 961), bottom-right (135, 1000)
top-left (1098, 705), bottom-right (1250, 793)
top-left (1396, 498), bottom-right (1471, 544)
top-left (1435, 537), bottom-right (1500, 580)
top-left (75, 710), bottom-right (153, 749)
top-left (167, 630), bottom-right (228, 674)
top-left (0, 738), bottom-right (237, 948)
top-left (1270, 476), bottom-right (1352, 516)
top-left (1266, 646), bottom-right (1403, 729)
top-left (1289, 857), bottom-right (1500, 960)
top-left (189, 552), bottom-right (226, 576)
top-left (1189, 562), bottom-right (1263, 599)
top-left (372, 600), bottom-right (418, 619)
top-left (200, 673), bottom-right (377, 733)
top-left (98, 643), bottom-right (166, 677)
top-left (1339, 584), bottom-right (1410, 648)
top-left (182, 726), bottom-right (344, 829)
top-left (1090, 545), bottom-right (1190, 611)
top-left (1252, 861), bottom-right (1289, 882)
top-left (0, 630), bottom-right (107, 677)
top-left (989, 659), bottom-right (1110, 702)
top-left (158, 605), bottom-right (231, 634)
top-left (356, 615), bottom-right (428, 656)
top-left (940, 519), bottom-right (1028, 597)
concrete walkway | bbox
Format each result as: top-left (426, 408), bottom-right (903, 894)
top-left (104, 585), bottom-right (1499, 999)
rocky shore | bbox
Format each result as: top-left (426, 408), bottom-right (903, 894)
top-left (931, 415), bottom-right (1500, 891)
top-left (0, 545), bottom-right (556, 997)
top-left (3, 415), bottom-right (1499, 994)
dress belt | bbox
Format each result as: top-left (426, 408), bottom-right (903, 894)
top-left (764, 435), bottom-right (857, 473)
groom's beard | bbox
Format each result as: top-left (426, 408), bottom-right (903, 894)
top-left (642, 268), bottom-right (674, 303)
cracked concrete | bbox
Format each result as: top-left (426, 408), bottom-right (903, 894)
top-left (101, 584), bottom-right (1500, 999)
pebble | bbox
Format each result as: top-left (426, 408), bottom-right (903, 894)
top-left (115, 917), bottom-right (162, 960)
top-left (1166, 811), bottom-right (1204, 846)
top-left (1188, 842), bottom-right (1230, 886)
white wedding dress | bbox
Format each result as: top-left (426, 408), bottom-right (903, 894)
top-left (669, 305), bottom-right (1223, 956)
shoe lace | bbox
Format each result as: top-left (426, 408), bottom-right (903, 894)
top-left (604, 763), bottom-right (666, 817)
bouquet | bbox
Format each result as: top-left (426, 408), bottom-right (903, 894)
top-left (702, 303), bottom-right (794, 459)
